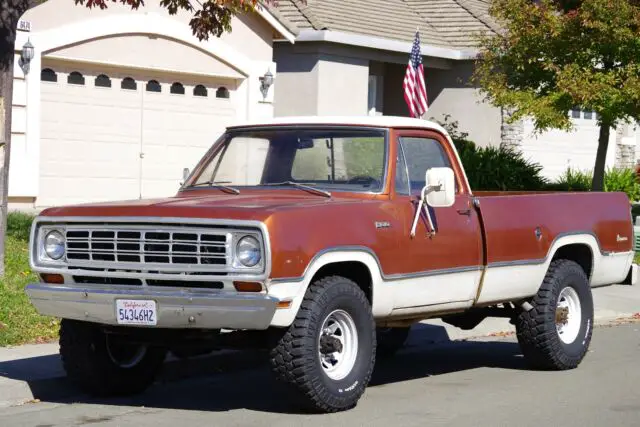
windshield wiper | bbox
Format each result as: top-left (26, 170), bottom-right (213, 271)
top-left (263, 181), bottom-right (331, 198)
top-left (188, 180), bottom-right (240, 194)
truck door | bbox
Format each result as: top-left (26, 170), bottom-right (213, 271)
top-left (389, 129), bottom-right (484, 309)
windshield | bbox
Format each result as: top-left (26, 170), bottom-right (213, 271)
top-left (188, 127), bottom-right (388, 193)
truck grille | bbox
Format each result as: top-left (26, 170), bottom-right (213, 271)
top-left (65, 227), bottom-right (228, 268)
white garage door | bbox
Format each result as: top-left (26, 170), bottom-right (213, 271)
top-left (39, 62), bottom-right (237, 207)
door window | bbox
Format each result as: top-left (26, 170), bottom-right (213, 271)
top-left (397, 137), bottom-right (452, 193)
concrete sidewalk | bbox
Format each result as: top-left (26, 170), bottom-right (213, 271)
top-left (1, 284), bottom-right (639, 409)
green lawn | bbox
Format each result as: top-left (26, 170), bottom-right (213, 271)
top-left (0, 215), bottom-right (59, 347)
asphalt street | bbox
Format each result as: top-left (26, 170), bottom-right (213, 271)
top-left (1, 322), bottom-right (638, 427)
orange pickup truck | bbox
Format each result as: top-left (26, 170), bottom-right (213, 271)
top-left (26, 116), bottom-right (636, 413)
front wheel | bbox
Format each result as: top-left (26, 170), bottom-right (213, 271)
top-left (60, 319), bottom-right (167, 396)
top-left (269, 276), bottom-right (376, 413)
top-left (515, 259), bottom-right (594, 370)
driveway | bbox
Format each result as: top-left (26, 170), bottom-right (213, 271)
top-left (0, 321), bottom-right (638, 427)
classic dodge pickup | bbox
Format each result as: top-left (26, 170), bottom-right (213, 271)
top-left (26, 116), bottom-right (636, 413)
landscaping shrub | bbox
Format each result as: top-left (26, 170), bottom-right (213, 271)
top-left (604, 167), bottom-right (640, 202)
top-left (435, 115), bottom-right (548, 191)
top-left (7, 211), bottom-right (35, 242)
top-left (544, 168), bottom-right (592, 192)
top-left (457, 144), bottom-right (548, 191)
top-left (545, 167), bottom-right (640, 201)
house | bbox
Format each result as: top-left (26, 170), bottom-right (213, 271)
top-left (268, 0), bottom-right (639, 179)
top-left (9, 0), bottom-right (639, 210)
top-left (9, 0), bottom-right (292, 210)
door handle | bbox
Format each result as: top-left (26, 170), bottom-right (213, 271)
top-left (457, 208), bottom-right (472, 216)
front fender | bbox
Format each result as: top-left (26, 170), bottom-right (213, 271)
top-left (266, 248), bottom-right (392, 327)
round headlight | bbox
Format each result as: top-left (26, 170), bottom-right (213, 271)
top-left (236, 236), bottom-right (261, 267)
top-left (44, 230), bottom-right (65, 260)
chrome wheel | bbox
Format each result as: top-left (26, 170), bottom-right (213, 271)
top-left (556, 286), bottom-right (582, 344)
top-left (318, 309), bottom-right (358, 381)
top-left (106, 335), bottom-right (147, 368)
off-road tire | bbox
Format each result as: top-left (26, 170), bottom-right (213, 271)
top-left (269, 275), bottom-right (376, 413)
top-left (376, 327), bottom-right (410, 358)
top-left (60, 319), bottom-right (168, 397)
top-left (515, 259), bottom-right (594, 370)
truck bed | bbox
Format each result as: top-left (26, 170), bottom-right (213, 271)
top-left (472, 190), bottom-right (633, 304)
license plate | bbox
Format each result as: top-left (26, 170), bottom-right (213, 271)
top-left (115, 299), bottom-right (157, 326)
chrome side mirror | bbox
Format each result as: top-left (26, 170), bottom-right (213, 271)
top-left (410, 167), bottom-right (456, 238)
top-left (425, 167), bottom-right (455, 208)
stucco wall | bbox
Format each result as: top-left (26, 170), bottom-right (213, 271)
top-left (422, 61), bottom-right (501, 147)
top-left (273, 47), bottom-right (320, 116)
top-left (47, 35), bottom-right (243, 79)
top-left (274, 48), bottom-right (370, 116)
top-left (21, 0), bottom-right (274, 63)
top-left (316, 54), bottom-right (369, 116)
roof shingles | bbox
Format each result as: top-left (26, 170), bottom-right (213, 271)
top-left (270, 0), bottom-right (497, 50)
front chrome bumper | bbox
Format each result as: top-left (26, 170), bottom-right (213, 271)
top-left (25, 283), bottom-right (278, 330)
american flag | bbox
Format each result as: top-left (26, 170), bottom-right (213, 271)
top-left (403, 30), bottom-right (428, 118)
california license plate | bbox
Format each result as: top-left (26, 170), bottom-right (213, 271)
top-left (116, 299), bottom-right (157, 326)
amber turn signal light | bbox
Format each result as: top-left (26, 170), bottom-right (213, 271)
top-left (276, 300), bottom-right (292, 309)
top-left (233, 281), bottom-right (262, 292)
top-left (41, 273), bottom-right (64, 284)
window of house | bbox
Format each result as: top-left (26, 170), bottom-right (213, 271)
top-left (571, 109), bottom-right (581, 119)
top-left (216, 87), bottom-right (229, 99)
top-left (146, 80), bottom-right (161, 92)
top-left (41, 68), bottom-right (57, 82)
top-left (95, 74), bottom-right (111, 88)
top-left (67, 71), bottom-right (85, 85)
top-left (583, 111), bottom-right (593, 120)
top-left (170, 82), bottom-right (185, 95)
top-left (121, 77), bottom-right (137, 90)
top-left (397, 137), bottom-right (452, 193)
top-left (194, 85), bottom-right (208, 97)
top-left (367, 75), bottom-right (384, 116)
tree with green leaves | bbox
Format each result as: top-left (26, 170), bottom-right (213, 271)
top-left (472, 0), bottom-right (640, 191)
top-left (0, 0), bottom-right (278, 277)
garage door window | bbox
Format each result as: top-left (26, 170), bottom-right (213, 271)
top-left (41, 68), bottom-right (57, 82)
top-left (121, 77), bottom-right (137, 90)
top-left (170, 82), bottom-right (185, 95)
top-left (146, 80), bottom-right (161, 93)
top-left (95, 74), bottom-right (111, 88)
top-left (216, 87), bottom-right (229, 99)
top-left (194, 85), bottom-right (208, 97)
top-left (68, 72), bottom-right (85, 85)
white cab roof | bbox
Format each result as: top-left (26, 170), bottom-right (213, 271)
top-left (228, 115), bottom-right (449, 135)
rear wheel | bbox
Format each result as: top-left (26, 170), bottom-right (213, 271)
top-left (269, 275), bottom-right (376, 413)
top-left (515, 259), bottom-right (594, 370)
top-left (60, 319), bottom-right (167, 396)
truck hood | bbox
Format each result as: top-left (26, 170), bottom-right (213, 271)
top-left (39, 191), bottom-right (368, 222)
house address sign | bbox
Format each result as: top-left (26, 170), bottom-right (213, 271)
top-left (17, 20), bottom-right (32, 32)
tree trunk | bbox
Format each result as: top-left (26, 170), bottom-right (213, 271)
top-left (592, 121), bottom-right (611, 192)
top-left (0, 60), bottom-right (14, 278)
top-left (1, 0), bottom-right (37, 277)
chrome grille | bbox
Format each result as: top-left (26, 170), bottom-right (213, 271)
top-left (65, 227), bottom-right (229, 267)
